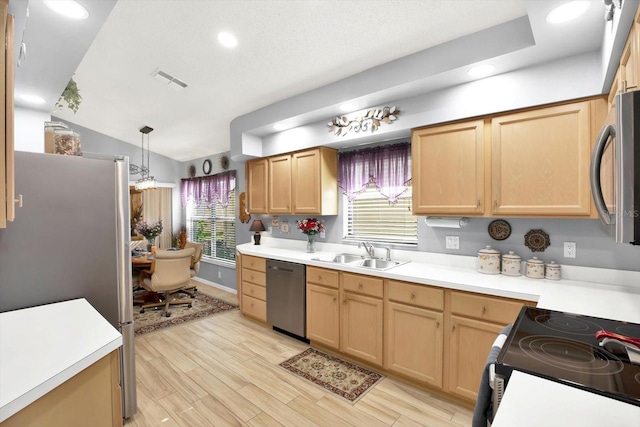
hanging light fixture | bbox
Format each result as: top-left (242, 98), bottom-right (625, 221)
top-left (135, 126), bottom-right (157, 191)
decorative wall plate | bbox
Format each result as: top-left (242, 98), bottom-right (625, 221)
top-left (188, 164), bottom-right (196, 178)
top-left (524, 229), bottom-right (550, 252)
top-left (203, 159), bottom-right (212, 175)
top-left (220, 155), bottom-right (230, 170)
top-left (488, 219), bottom-right (511, 241)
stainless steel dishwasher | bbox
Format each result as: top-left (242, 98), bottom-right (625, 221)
top-left (266, 259), bottom-right (307, 341)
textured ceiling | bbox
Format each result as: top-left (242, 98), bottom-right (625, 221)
top-left (24, 0), bottom-right (609, 162)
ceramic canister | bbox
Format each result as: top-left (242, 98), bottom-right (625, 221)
top-left (526, 257), bottom-right (545, 279)
top-left (501, 251), bottom-right (522, 276)
top-left (478, 246), bottom-right (501, 274)
top-left (545, 261), bottom-right (561, 280)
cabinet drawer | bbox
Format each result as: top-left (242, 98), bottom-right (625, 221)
top-left (242, 268), bottom-right (266, 287)
top-left (242, 294), bottom-right (267, 322)
top-left (387, 280), bottom-right (444, 311)
top-left (307, 266), bottom-right (339, 289)
top-left (450, 292), bottom-right (526, 325)
top-left (342, 273), bottom-right (383, 298)
top-left (242, 281), bottom-right (266, 301)
top-left (243, 255), bottom-right (266, 272)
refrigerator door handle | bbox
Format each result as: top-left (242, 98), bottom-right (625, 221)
top-left (589, 123), bottom-right (615, 226)
top-left (115, 157), bottom-right (134, 324)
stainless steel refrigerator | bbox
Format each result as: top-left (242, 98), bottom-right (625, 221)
top-left (0, 151), bottom-right (137, 419)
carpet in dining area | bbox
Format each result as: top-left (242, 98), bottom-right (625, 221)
top-left (279, 348), bottom-right (384, 403)
top-left (133, 291), bottom-right (238, 336)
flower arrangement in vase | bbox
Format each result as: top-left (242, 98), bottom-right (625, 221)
top-left (135, 220), bottom-right (163, 251)
top-left (296, 218), bottom-right (325, 253)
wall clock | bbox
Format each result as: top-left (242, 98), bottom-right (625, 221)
top-left (203, 159), bottom-right (212, 175)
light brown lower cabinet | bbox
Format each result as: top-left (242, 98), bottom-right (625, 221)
top-left (341, 291), bottom-right (384, 366)
top-left (306, 283), bottom-right (340, 349)
top-left (1, 350), bottom-right (122, 427)
top-left (384, 301), bottom-right (444, 387)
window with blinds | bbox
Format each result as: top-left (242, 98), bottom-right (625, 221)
top-left (345, 185), bottom-right (417, 244)
top-left (186, 189), bottom-right (236, 263)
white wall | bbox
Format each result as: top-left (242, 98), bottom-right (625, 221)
top-left (14, 107), bottom-right (50, 152)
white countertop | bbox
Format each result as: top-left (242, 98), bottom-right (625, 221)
top-left (0, 298), bottom-right (122, 422)
top-left (492, 371), bottom-right (640, 427)
top-left (238, 239), bottom-right (640, 422)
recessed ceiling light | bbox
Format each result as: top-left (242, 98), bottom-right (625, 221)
top-left (43, 0), bottom-right (89, 20)
top-left (273, 123), bottom-right (287, 131)
top-left (468, 64), bottom-right (495, 77)
top-left (19, 94), bottom-right (46, 104)
top-left (217, 32), bottom-right (238, 48)
top-left (546, 1), bottom-right (590, 24)
top-left (339, 103), bottom-right (359, 112)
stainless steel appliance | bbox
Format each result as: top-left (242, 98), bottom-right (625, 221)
top-left (266, 259), bottom-right (307, 340)
top-left (0, 151), bottom-right (137, 419)
top-left (494, 307), bottom-right (640, 411)
top-left (590, 90), bottom-right (640, 245)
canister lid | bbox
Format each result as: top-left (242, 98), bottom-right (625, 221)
top-left (527, 256), bottom-right (544, 265)
top-left (546, 261), bottom-right (561, 269)
top-left (503, 251), bottom-right (521, 260)
top-left (44, 121), bottom-right (68, 130)
top-left (478, 245), bottom-right (500, 254)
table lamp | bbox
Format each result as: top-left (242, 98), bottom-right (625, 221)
top-left (249, 219), bottom-right (266, 245)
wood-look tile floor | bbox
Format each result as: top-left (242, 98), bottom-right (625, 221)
top-left (126, 285), bottom-right (473, 427)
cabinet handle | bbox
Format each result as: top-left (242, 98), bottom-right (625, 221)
top-left (343, 299), bottom-right (347, 304)
top-left (493, 200), bottom-right (498, 209)
top-left (410, 292), bottom-right (415, 300)
top-left (358, 283), bottom-right (363, 289)
top-left (477, 199), bottom-right (481, 207)
top-left (452, 326), bottom-right (456, 332)
top-left (333, 297), bottom-right (337, 302)
top-left (482, 306), bottom-right (486, 315)
top-left (318, 275), bottom-right (322, 281)
top-left (436, 321), bottom-right (440, 328)
top-left (14, 194), bottom-right (23, 208)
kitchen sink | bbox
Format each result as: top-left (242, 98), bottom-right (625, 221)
top-left (312, 253), bottom-right (408, 271)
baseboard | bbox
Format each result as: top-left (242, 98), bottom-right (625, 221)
top-left (192, 277), bottom-right (238, 295)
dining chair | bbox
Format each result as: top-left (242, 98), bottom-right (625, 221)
top-left (138, 247), bottom-right (195, 317)
top-left (181, 241), bottom-right (204, 297)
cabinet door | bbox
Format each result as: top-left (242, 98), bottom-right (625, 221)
top-left (620, 25), bottom-right (638, 93)
top-left (292, 149), bottom-right (321, 214)
top-left (446, 315), bottom-right (503, 401)
top-left (306, 283), bottom-right (340, 349)
top-left (4, 11), bottom-right (13, 224)
top-left (341, 291), bottom-right (383, 366)
top-left (412, 120), bottom-right (485, 215)
top-left (268, 154), bottom-right (292, 214)
top-left (246, 158), bottom-right (268, 213)
top-left (384, 301), bottom-right (443, 387)
top-left (491, 101), bottom-right (592, 216)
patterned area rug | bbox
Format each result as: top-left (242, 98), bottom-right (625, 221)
top-left (134, 291), bottom-right (238, 336)
top-left (279, 348), bottom-right (384, 402)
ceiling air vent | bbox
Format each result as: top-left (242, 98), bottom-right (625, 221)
top-left (152, 68), bottom-right (188, 90)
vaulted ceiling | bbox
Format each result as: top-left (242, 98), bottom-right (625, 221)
top-left (13, 1), bottom-right (613, 162)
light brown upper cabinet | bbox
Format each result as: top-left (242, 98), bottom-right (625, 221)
top-left (491, 100), bottom-right (595, 216)
top-left (1, 1), bottom-right (15, 229)
top-left (246, 147), bottom-right (338, 215)
top-left (268, 154), bottom-right (292, 214)
top-left (411, 97), bottom-right (606, 218)
top-left (412, 120), bottom-right (485, 215)
top-left (246, 158), bottom-right (269, 214)
top-left (609, 3), bottom-right (640, 107)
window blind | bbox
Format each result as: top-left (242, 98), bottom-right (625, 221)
top-left (186, 189), bottom-right (236, 263)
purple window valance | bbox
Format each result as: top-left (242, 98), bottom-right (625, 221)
top-left (181, 170), bottom-right (236, 207)
top-left (338, 142), bottom-right (411, 204)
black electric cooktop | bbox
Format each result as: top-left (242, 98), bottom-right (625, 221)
top-left (495, 307), bottom-right (640, 406)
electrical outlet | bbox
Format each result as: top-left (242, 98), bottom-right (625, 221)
top-left (446, 235), bottom-right (460, 250)
top-left (218, 271), bottom-right (222, 279)
top-left (564, 242), bottom-right (577, 258)
top-left (320, 230), bottom-right (325, 238)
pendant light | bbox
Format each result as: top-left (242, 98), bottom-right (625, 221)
top-left (135, 126), bottom-right (157, 191)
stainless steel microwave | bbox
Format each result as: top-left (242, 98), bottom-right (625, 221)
top-left (590, 90), bottom-right (640, 245)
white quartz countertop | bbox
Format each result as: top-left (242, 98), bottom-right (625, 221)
top-left (0, 298), bottom-right (122, 422)
top-left (238, 239), bottom-right (640, 423)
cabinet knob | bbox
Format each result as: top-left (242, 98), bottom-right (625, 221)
top-left (477, 199), bottom-right (481, 207)
top-left (333, 297), bottom-right (337, 302)
top-left (436, 321), bottom-right (440, 328)
top-left (343, 299), bottom-right (347, 304)
top-left (452, 325), bottom-right (456, 332)
top-left (493, 200), bottom-right (498, 208)
top-left (410, 292), bottom-right (415, 300)
top-left (318, 275), bottom-right (322, 281)
top-left (482, 306), bottom-right (486, 315)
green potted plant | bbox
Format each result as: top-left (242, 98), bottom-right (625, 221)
top-left (55, 78), bottom-right (82, 113)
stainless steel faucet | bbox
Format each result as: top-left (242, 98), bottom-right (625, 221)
top-left (358, 241), bottom-right (375, 258)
